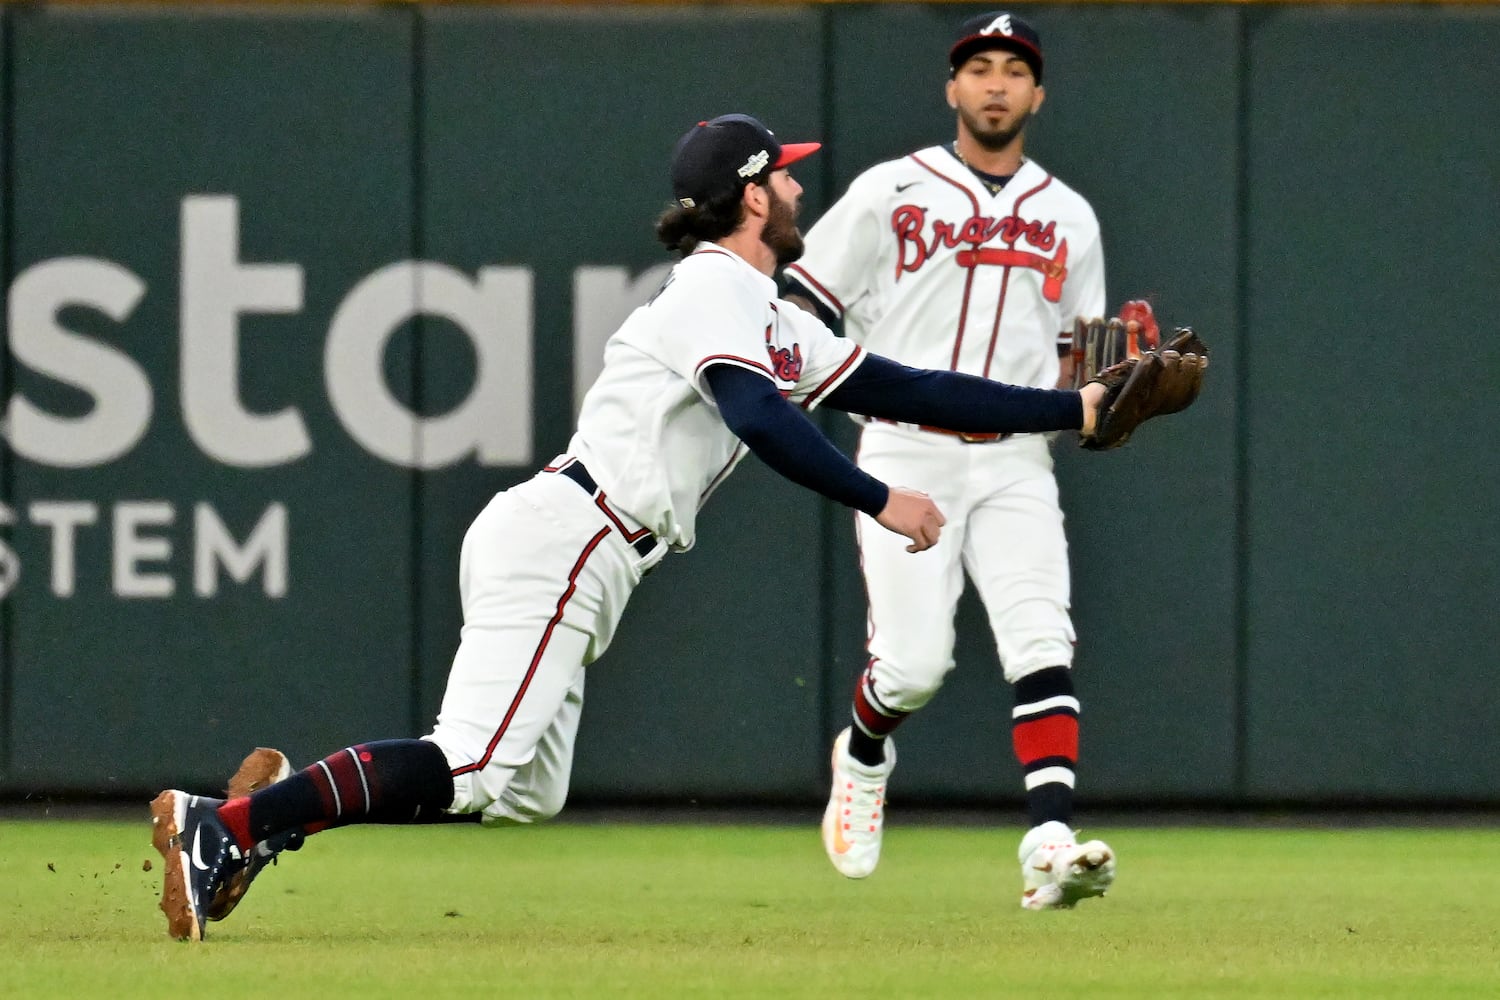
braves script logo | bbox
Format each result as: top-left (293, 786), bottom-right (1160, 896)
top-left (891, 205), bottom-right (1069, 302)
top-left (764, 323), bottom-right (804, 381)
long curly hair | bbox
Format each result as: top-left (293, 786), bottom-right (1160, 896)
top-left (655, 159), bottom-right (777, 257)
top-left (654, 186), bottom-right (747, 257)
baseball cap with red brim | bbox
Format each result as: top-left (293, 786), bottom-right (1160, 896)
top-left (670, 113), bottom-right (821, 208)
top-left (949, 11), bottom-right (1044, 84)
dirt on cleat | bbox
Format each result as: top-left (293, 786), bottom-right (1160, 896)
top-left (149, 790), bottom-right (197, 941)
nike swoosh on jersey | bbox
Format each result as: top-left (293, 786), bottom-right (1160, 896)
top-left (895, 182), bottom-right (921, 193)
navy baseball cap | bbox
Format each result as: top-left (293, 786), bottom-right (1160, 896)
top-left (949, 11), bottom-right (1044, 84)
top-left (670, 114), bottom-right (821, 208)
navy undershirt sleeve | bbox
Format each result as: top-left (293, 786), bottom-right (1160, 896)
top-left (822, 353), bottom-right (1084, 432)
top-left (703, 364), bottom-right (888, 517)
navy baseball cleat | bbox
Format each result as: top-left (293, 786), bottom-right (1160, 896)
top-left (149, 790), bottom-right (247, 941)
top-left (206, 748), bottom-right (302, 922)
top-left (207, 828), bottom-right (304, 922)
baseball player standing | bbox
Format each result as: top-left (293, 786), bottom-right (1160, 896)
top-left (150, 112), bottom-right (1123, 940)
top-left (785, 12), bottom-right (1118, 908)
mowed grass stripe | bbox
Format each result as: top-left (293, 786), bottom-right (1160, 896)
top-left (2, 822), bottom-right (1498, 998)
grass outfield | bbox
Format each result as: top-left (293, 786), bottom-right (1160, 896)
top-left (2, 819), bottom-right (1498, 998)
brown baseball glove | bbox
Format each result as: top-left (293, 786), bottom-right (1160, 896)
top-left (1079, 327), bottom-right (1208, 451)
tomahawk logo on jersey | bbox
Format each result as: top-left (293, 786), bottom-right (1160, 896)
top-left (785, 149), bottom-right (1104, 390)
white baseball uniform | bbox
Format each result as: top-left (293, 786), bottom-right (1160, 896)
top-left (786, 147), bottom-right (1104, 703)
top-left (425, 242), bottom-right (865, 822)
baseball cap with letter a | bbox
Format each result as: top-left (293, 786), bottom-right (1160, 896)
top-left (670, 114), bottom-right (821, 208)
top-left (949, 11), bottom-right (1044, 84)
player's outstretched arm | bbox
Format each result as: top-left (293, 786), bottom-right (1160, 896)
top-left (703, 363), bottom-right (945, 553)
top-left (823, 353), bottom-right (1093, 436)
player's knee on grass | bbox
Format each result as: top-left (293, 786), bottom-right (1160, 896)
top-left (437, 751), bottom-right (571, 825)
top-left (480, 780), bottom-right (570, 826)
top-left (422, 733), bottom-right (514, 818)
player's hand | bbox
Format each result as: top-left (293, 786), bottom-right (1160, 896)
top-left (875, 487), bottom-right (946, 553)
top-left (1079, 381), bottom-right (1108, 437)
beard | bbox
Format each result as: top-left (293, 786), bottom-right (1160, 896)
top-left (959, 104), bottom-right (1033, 152)
top-left (762, 184), bottom-right (805, 267)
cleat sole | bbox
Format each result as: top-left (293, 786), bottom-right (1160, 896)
top-left (150, 790), bottom-right (201, 941)
top-left (208, 748), bottom-right (294, 922)
top-left (226, 747), bottom-right (292, 798)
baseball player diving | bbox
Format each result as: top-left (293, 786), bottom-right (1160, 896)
top-left (784, 11), bottom-right (1180, 908)
top-left (150, 111), bottom-right (1201, 939)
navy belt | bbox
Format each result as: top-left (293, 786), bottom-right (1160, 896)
top-left (553, 461), bottom-right (659, 559)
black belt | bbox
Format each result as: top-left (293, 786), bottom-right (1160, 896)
top-left (554, 461), bottom-right (659, 559)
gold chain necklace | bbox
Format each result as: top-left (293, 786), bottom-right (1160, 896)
top-left (954, 144), bottom-right (1021, 195)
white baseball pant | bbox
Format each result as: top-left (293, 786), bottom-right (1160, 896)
top-left (855, 425), bottom-right (1075, 711)
top-left (423, 468), bottom-right (663, 824)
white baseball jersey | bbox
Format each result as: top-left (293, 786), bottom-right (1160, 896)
top-left (786, 148), bottom-right (1105, 389)
top-left (786, 145), bottom-right (1107, 701)
top-left (569, 242), bottom-right (866, 550)
top-left (427, 240), bottom-right (865, 824)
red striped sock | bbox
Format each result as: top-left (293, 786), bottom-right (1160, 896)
top-left (217, 797), bottom-right (255, 852)
top-left (233, 739), bottom-right (454, 845)
top-left (1011, 667), bottom-right (1079, 826)
top-left (848, 660), bottom-right (909, 766)
top-left (852, 659), bottom-right (909, 739)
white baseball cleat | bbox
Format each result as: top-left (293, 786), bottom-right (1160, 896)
top-left (821, 727), bottom-right (895, 879)
top-left (1018, 820), bottom-right (1116, 910)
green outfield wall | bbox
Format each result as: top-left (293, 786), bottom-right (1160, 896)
top-left (0, 2), bottom-right (1495, 807)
